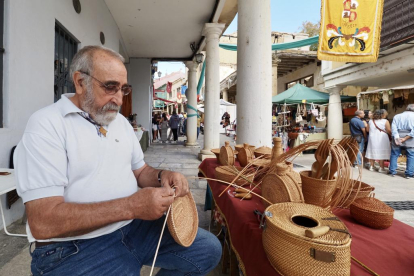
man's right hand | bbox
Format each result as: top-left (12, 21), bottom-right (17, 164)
top-left (128, 186), bottom-right (175, 220)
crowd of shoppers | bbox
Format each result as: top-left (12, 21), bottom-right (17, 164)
top-left (349, 104), bottom-right (413, 179)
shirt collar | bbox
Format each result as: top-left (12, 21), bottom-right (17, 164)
top-left (58, 93), bottom-right (84, 117)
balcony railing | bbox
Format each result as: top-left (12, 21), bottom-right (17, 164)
top-left (380, 0), bottom-right (414, 50)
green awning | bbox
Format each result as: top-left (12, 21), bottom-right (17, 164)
top-left (219, 36), bottom-right (319, 51)
top-left (272, 84), bottom-right (356, 104)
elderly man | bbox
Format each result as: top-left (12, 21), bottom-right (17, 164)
top-left (14, 46), bottom-right (221, 275)
top-left (389, 104), bottom-right (414, 179)
top-left (349, 110), bottom-right (367, 166)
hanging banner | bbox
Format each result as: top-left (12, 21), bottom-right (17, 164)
top-left (318, 0), bottom-right (384, 63)
top-left (166, 82), bottom-right (172, 93)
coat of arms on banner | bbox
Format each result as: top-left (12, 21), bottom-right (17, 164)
top-left (318, 0), bottom-right (384, 63)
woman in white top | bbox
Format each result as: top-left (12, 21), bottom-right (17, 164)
top-left (366, 109), bottom-right (391, 173)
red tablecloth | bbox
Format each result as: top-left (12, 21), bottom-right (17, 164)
top-left (199, 158), bottom-right (414, 276)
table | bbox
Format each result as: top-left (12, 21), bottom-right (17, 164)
top-left (0, 168), bottom-right (27, 237)
top-left (199, 159), bottom-right (414, 276)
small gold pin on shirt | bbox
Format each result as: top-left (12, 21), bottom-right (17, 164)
top-left (99, 126), bottom-right (107, 137)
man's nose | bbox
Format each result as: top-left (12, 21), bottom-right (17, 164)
top-left (111, 90), bottom-right (123, 106)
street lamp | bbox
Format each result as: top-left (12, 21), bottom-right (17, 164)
top-left (157, 71), bottom-right (162, 80)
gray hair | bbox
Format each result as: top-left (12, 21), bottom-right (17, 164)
top-left (406, 104), bottom-right (414, 112)
top-left (69, 45), bottom-right (125, 79)
top-left (355, 110), bottom-right (364, 116)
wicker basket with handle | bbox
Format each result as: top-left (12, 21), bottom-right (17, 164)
top-left (350, 195), bottom-right (394, 229)
top-left (263, 202), bottom-right (351, 276)
top-left (219, 141), bottom-right (235, 166)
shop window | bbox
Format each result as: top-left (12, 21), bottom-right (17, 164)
top-left (54, 22), bottom-right (78, 103)
top-left (0, 0), bottom-right (4, 127)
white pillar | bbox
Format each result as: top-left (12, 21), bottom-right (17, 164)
top-left (327, 86), bottom-right (344, 140)
top-left (222, 88), bottom-right (229, 102)
top-left (185, 61), bottom-right (199, 147)
top-left (237, 0), bottom-right (272, 147)
top-left (200, 23), bottom-right (225, 158)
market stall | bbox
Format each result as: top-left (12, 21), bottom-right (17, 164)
top-left (272, 84), bottom-right (356, 150)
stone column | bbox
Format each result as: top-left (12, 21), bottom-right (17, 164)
top-left (185, 61), bottom-right (199, 147)
top-left (200, 23), bottom-right (225, 159)
top-left (327, 86), bottom-right (344, 140)
top-left (222, 88), bottom-right (229, 102)
top-left (237, 0), bottom-right (272, 147)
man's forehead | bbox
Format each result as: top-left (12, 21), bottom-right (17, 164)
top-left (93, 52), bottom-right (127, 79)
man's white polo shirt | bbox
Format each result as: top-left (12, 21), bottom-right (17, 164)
top-left (14, 94), bottom-right (145, 242)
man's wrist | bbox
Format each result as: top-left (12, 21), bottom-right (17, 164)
top-left (158, 170), bottom-right (164, 186)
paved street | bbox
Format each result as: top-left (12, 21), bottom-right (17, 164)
top-left (1, 132), bottom-right (413, 275)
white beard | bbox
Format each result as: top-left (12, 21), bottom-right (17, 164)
top-left (80, 86), bottom-right (120, 126)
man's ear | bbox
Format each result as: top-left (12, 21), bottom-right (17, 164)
top-left (73, 71), bottom-right (85, 95)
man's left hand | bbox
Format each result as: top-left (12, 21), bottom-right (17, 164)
top-left (160, 171), bottom-right (189, 197)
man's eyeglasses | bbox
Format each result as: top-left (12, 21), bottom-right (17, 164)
top-left (80, 71), bottom-right (132, 96)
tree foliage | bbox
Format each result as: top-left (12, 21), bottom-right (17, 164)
top-left (299, 21), bottom-right (320, 51)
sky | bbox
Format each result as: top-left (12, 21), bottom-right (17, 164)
top-left (157, 0), bottom-right (321, 75)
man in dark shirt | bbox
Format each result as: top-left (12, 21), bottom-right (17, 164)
top-left (349, 110), bottom-right (367, 165)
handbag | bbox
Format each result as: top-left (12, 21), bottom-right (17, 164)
top-left (372, 120), bottom-right (391, 141)
top-left (310, 103), bottom-right (319, 116)
top-left (295, 104), bottom-right (303, 123)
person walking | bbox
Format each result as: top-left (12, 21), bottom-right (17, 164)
top-left (152, 113), bottom-right (160, 143)
top-left (160, 113), bottom-right (169, 143)
top-left (365, 109), bottom-right (391, 173)
top-left (169, 110), bottom-right (180, 143)
top-left (349, 110), bottom-right (367, 166)
top-left (389, 104), bottom-right (414, 178)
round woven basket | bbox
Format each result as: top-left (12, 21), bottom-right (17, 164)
top-left (263, 203), bottom-right (351, 276)
top-left (235, 144), bottom-right (256, 152)
top-left (335, 180), bottom-right (375, 208)
top-left (350, 197), bottom-right (394, 229)
top-left (214, 165), bottom-right (254, 186)
top-left (261, 163), bottom-right (304, 207)
top-left (238, 143), bottom-right (255, 167)
top-left (254, 146), bottom-right (272, 158)
top-left (210, 148), bottom-right (220, 159)
top-left (300, 170), bottom-right (337, 208)
top-left (167, 192), bottom-right (199, 247)
top-left (219, 141), bottom-right (235, 166)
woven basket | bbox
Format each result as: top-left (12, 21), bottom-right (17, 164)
top-left (219, 141), bottom-right (235, 166)
top-left (238, 143), bottom-right (255, 167)
top-left (254, 146), bottom-right (272, 158)
top-left (271, 137), bottom-right (284, 160)
top-left (235, 144), bottom-right (256, 152)
top-left (336, 180), bottom-right (375, 208)
top-left (288, 132), bottom-right (299, 140)
top-left (262, 163), bottom-right (304, 207)
top-left (167, 191), bottom-right (198, 247)
top-left (300, 171), bottom-right (337, 208)
top-left (286, 162), bottom-right (302, 189)
top-left (251, 158), bottom-right (271, 168)
top-left (211, 148), bottom-right (220, 159)
top-left (350, 196), bottom-right (394, 229)
top-left (263, 203), bottom-right (351, 276)
top-left (214, 166), bottom-right (254, 186)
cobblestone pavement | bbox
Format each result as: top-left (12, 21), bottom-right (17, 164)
top-left (2, 132), bottom-right (413, 275)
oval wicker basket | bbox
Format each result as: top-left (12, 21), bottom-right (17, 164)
top-left (214, 165), bottom-right (254, 186)
top-left (300, 170), bottom-right (337, 208)
top-left (211, 148), bottom-right (220, 159)
top-left (254, 146), bottom-right (272, 158)
top-left (350, 197), bottom-right (394, 229)
top-left (261, 163), bottom-right (304, 207)
top-left (219, 141), bottom-right (235, 166)
top-left (335, 180), bottom-right (375, 208)
top-left (263, 203), bottom-right (351, 276)
top-left (235, 144), bottom-right (256, 152)
top-left (238, 143), bottom-right (255, 167)
top-left (167, 191), bottom-right (198, 247)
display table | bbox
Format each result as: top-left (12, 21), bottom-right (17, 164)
top-left (199, 158), bottom-right (414, 276)
top-left (0, 169), bottom-right (27, 237)
top-left (292, 132), bottom-right (327, 148)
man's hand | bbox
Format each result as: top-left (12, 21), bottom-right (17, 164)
top-left (401, 136), bottom-right (412, 143)
top-left (128, 186), bottom-right (175, 220)
top-left (160, 171), bottom-right (189, 198)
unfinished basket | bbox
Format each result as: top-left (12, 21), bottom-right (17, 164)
top-left (214, 165), bottom-right (254, 186)
top-left (263, 203), bottom-right (351, 276)
top-left (219, 141), bottom-right (235, 166)
top-left (238, 143), bottom-right (255, 167)
top-left (254, 146), bottom-right (272, 158)
top-left (261, 163), bottom-right (304, 207)
top-left (235, 144), bottom-right (256, 153)
top-left (300, 170), bottom-right (337, 208)
top-left (335, 180), bottom-right (375, 208)
top-left (167, 191), bottom-right (198, 247)
top-left (350, 196), bottom-right (394, 229)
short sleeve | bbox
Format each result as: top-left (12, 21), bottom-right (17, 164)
top-left (130, 129), bottom-right (146, 170)
top-left (14, 133), bottom-right (68, 203)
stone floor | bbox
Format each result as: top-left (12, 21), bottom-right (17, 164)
top-left (1, 132), bottom-right (413, 276)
